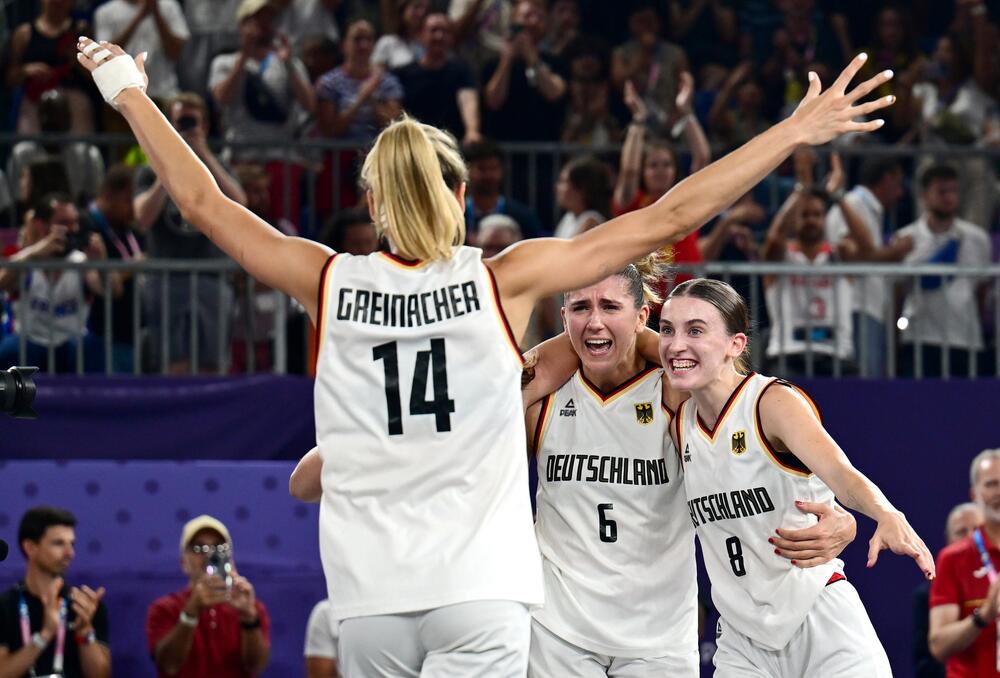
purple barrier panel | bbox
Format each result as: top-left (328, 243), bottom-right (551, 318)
top-left (0, 376), bottom-right (317, 459)
top-left (0, 461), bottom-right (325, 677)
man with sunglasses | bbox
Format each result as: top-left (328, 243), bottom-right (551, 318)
top-left (146, 515), bottom-right (270, 678)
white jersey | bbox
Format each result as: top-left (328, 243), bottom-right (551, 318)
top-left (533, 366), bottom-right (697, 658)
top-left (677, 373), bottom-right (842, 651)
top-left (14, 251), bottom-right (89, 347)
top-left (314, 247), bottom-right (544, 620)
top-left (765, 244), bottom-right (852, 360)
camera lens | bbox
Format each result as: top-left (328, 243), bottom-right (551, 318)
top-left (0, 366), bottom-right (38, 419)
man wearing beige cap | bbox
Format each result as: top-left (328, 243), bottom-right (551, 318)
top-left (145, 515), bottom-right (270, 678)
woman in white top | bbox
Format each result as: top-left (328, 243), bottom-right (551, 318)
top-left (77, 39), bottom-right (893, 677)
top-left (371, 0), bottom-right (429, 69)
top-left (553, 156), bottom-right (611, 238)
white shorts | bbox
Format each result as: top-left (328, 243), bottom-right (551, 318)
top-left (529, 620), bottom-right (700, 678)
top-left (713, 580), bottom-right (891, 678)
top-left (337, 600), bottom-right (530, 678)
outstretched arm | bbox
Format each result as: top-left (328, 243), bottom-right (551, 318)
top-left (77, 39), bottom-right (332, 322)
top-left (489, 55), bottom-right (895, 336)
top-left (522, 334), bottom-right (580, 409)
top-left (759, 384), bottom-right (934, 579)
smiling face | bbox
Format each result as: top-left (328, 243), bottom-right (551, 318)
top-left (659, 295), bottom-right (746, 391)
top-left (642, 146), bottom-right (677, 197)
top-left (563, 275), bottom-right (647, 373)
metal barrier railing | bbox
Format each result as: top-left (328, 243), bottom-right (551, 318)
top-left (0, 259), bottom-right (997, 379)
top-left (0, 258), bottom-right (303, 376)
top-left (3, 134), bottom-right (1000, 234)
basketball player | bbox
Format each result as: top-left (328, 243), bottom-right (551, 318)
top-left (521, 262), bottom-right (857, 677)
top-left (659, 278), bottom-right (933, 676)
top-left (77, 37), bottom-right (895, 677)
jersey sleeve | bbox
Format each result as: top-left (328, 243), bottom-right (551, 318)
top-left (929, 546), bottom-right (962, 609)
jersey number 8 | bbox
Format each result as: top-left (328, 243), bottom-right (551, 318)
top-left (373, 339), bottom-right (456, 436)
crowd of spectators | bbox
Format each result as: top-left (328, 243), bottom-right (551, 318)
top-left (0, 0), bottom-right (998, 376)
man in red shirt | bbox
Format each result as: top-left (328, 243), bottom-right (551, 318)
top-left (146, 515), bottom-right (270, 677)
top-left (930, 448), bottom-right (1000, 677)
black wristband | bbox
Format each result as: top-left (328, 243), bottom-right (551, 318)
top-left (972, 608), bottom-right (989, 629)
top-left (240, 616), bottom-right (262, 630)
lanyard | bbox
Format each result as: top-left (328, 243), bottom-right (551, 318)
top-left (972, 528), bottom-right (1000, 671)
top-left (19, 589), bottom-right (66, 676)
top-left (89, 206), bottom-right (140, 260)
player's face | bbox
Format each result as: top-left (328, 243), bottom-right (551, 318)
top-left (562, 276), bottom-right (647, 372)
top-left (973, 460), bottom-right (1000, 524)
top-left (658, 296), bottom-right (745, 391)
top-left (24, 526), bottom-right (75, 577)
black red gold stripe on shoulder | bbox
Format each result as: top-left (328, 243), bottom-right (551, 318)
top-left (675, 399), bottom-right (687, 469)
top-left (755, 378), bottom-right (812, 478)
top-left (380, 251), bottom-right (425, 267)
top-left (484, 263), bottom-right (524, 365)
top-left (531, 393), bottom-right (554, 457)
top-left (660, 399), bottom-right (675, 419)
top-left (579, 362), bottom-right (659, 404)
top-left (826, 572), bottom-right (846, 586)
top-left (313, 253), bottom-right (339, 370)
top-left (774, 378), bottom-right (823, 424)
top-left (696, 372), bottom-right (755, 440)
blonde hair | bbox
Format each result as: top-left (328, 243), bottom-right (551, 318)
top-left (623, 251), bottom-right (669, 308)
top-left (361, 116), bottom-right (467, 260)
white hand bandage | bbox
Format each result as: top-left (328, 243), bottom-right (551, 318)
top-left (91, 54), bottom-right (146, 108)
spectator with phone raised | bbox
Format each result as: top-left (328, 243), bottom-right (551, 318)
top-left (146, 516), bottom-right (270, 678)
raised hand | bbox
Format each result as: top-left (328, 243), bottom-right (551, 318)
top-left (675, 71), bottom-right (694, 114)
top-left (789, 53), bottom-right (895, 146)
top-left (624, 80), bottom-right (647, 123)
top-left (76, 37), bottom-right (148, 106)
top-left (867, 510), bottom-right (935, 580)
top-left (70, 585), bottom-right (106, 634)
top-left (824, 152), bottom-right (845, 195)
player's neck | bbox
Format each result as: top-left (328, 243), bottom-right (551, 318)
top-left (580, 351), bottom-right (646, 393)
top-left (692, 369), bottom-right (744, 428)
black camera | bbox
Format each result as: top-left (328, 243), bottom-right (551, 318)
top-left (177, 115), bottom-right (199, 131)
top-left (0, 366), bottom-right (38, 419)
top-left (64, 221), bottom-right (92, 253)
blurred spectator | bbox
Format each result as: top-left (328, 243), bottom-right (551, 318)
top-left (905, 33), bottom-right (1000, 228)
top-left (146, 516), bottom-right (270, 678)
top-left (0, 506), bottom-right (110, 678)
top-left (859, 3), bottom-right (923, 144)
top-left (316, 20), bottom-right (403, 141)
top-left (541, 0), bottom-right (579, 57)
top-left (394, 13), bottom-right (480, 144)
top-left (94, 0), bottom-right (190, 102)
top-left (319, 207), bottom-right (379, 254)
top-left (134, 92), bottom-right (246, 375)
top-left (699, 193), bottom-right (764, 264)
top-left (929, 448), bottom-right (1000, 675)
top-left (4, 0), bottom-right (94, 134)
top-left (462, 139), bottom-right (542, 240)
top-left (231, 164), bottom-right (295, 373)
top-left (668, 0), bottom-right (738, 71)
top-left (372, 0), bottom-right (428, 69)
top-left (87, 165), bottom-right (145, 374)
top-left (553, 155), bottom-right (610, 239)
top-left (278, 0), bottom-right (342, 53)
top-left (707, 62), bottom-right (769, 152)
top-left (561, 40), bottom-right (623, 145)
top-left (476, 213), bottom-right (522, 258)
top-left (304, 599), bottom-right (338, 678)
top-left (300, 35), bottom-right (340, 83)
top-left (913, 501), bottom-right (983, 678)
top-left (897, 164), bottom-right (991, 377)
top-left (8, 90), bottom-right (105, 206)
top-left (0, 193), bottom-right (108, 373)
top-left (613, 73), bottom-right (709, 285)
top-left (177, 0), bottom-right (241, 94)
top-left (825, 157), bottom-right (912, 377)
top-left (211, 0), bottom-right (314, 225)
top-left (482, 0), bottom-right (568, 142)
top-left (450, 0), bottom-right (512, 73)
top-left (759, 0), bottom-right (847, 119)
top-left (761, 152), bottom-right (867, 376)
top-left (611, 2), bottom-right (688, 133)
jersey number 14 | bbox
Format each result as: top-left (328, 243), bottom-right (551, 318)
top-left (373, 338), bottom-right (456, 436)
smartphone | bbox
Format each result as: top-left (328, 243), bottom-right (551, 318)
top-left (206, 550), bottom-right (234, 590)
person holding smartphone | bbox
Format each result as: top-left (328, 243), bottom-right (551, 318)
top-left (146, 516), bottom-right (270, 678)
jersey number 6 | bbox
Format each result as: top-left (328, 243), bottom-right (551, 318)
top-left (597, 503), bottom-right (618, 543)
top-left (373, 338), bottom-right (456, 436)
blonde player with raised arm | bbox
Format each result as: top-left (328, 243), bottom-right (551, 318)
top-left (76, 36), bottom-right (895, 678)
top-left (659, 278), bottom-right (933, 676)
